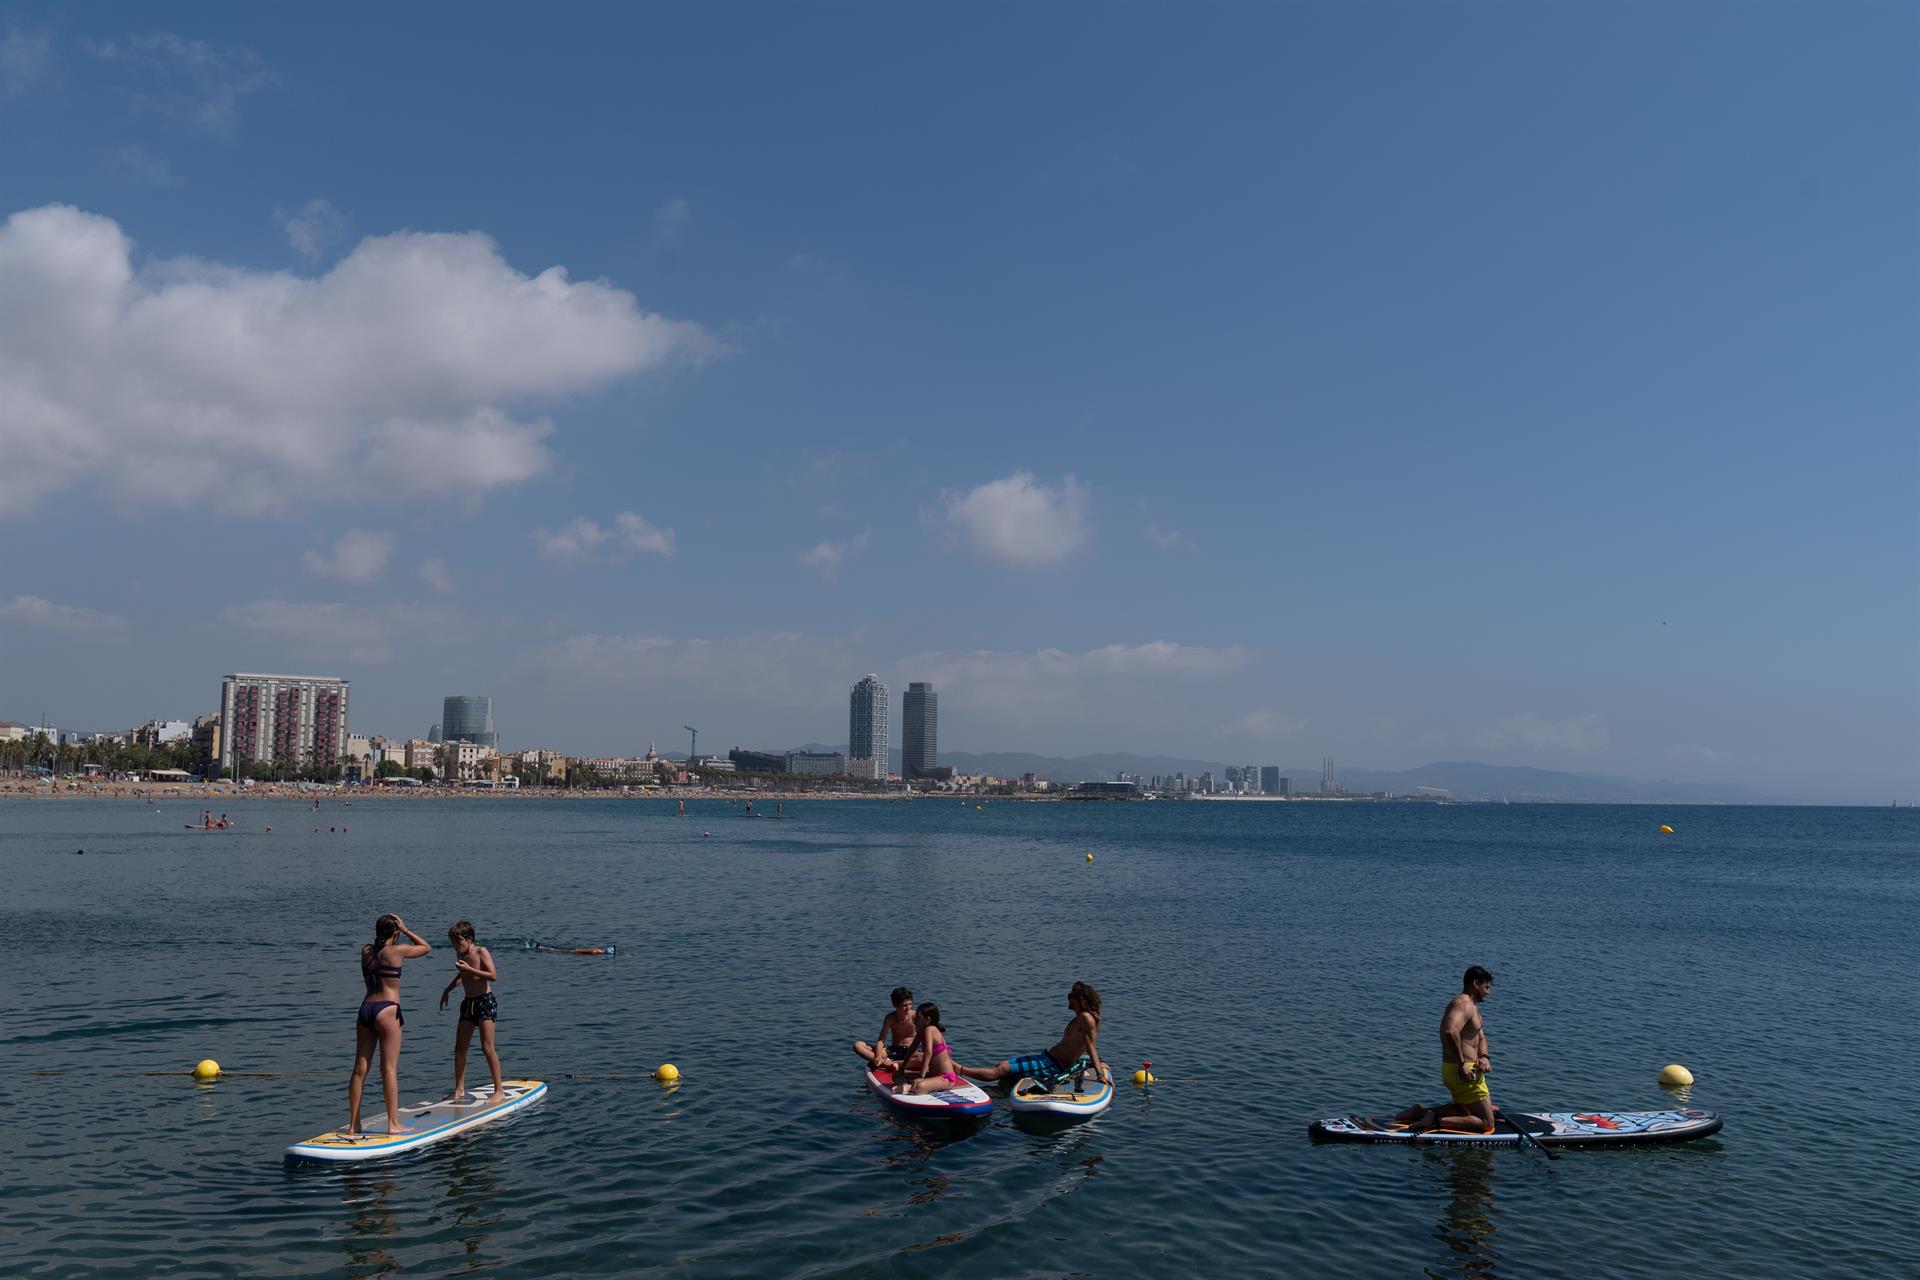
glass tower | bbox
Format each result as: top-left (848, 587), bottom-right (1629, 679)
top-left (902, 682), bottom-right (937, 778)
top-left (441, 696), bottom-right (496, 750)
top-left (848, 675), bottom-right (889, 781)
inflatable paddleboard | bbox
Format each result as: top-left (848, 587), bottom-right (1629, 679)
top-left (286, 1079), bottom-right (547, 1162)
top-left (1309, 1107), bottom-right (1721, 1148)
top-left (1010, 1073), bottom-right (1113, 1119)
top-left (865, 1066), bottom-right (992, 1119)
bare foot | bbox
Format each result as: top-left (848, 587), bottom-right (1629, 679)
top-left (443, 1088), bottom-right (469, 1101)
top-left (486, 1090), bottom-right (507, 1106)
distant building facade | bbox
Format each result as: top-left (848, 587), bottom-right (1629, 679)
top-left (729, 748), bottom-right (787, 774)
top-left (848, 674), bottom-right (889, 781)
top-left (219, 673), bottom-right (348, 772)
top-left (785, 750), bottom-right (846, 776)
top-left (1260, 766), bottom-right (1285, 796)
top-left (902, 682), bottom-right (937, 778)
top-left (441, 696), bottom-right (496, 749)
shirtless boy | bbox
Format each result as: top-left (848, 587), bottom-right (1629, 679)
top-left (853, 986), bottom-right (921, 1070)
top-left (1396, 965), bottom-right (1495, 1132)
top-left (959, 981), bottom-right (1113, 1087)
top-left (439, 921), bottom-right (505, 1104)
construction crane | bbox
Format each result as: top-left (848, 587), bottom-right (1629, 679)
top-left (684, 725), bottom-right (698, 765)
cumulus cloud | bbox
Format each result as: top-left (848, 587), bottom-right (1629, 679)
top-left (0, 204), bottom-right (725, 519)
top-left (219, 599), bottom-right (466, 666)
top-left (798, 530), bottom-right (870, 578)
top-left (1145, 523), bottom-right (1190, 549)
top-left (941, 472), bottom-right (1090, 567)
top-left (532, 512), bottom-right (676, 562)
top-left (301, 529), bottom-right (394, 584)
top-left (1, 26), bottom-right (53, 96)
top-left (88, 30), bottom-right (273, 136)
top-left (278, 197), bottom-right (346, 259)
top-left (0, 594), bottom-right (128, 637)
top-left (419, 557), bottom-right (455, 593)
top-left (1473, 713), bottom-right (1609, 753)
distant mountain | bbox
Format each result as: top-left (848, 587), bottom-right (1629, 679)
top-left (774, 744), bottom-right (1771, 803)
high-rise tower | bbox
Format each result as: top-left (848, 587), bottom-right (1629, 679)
top-left (219, 673), bottom-right (349, 773)
top-left (902, 682), bottom-right (937, 778)
top-left (848, 674), bottom-right (889, 781)
top-left (441, 696), bottom-right (496, 750)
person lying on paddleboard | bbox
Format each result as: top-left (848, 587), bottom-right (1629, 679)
top-left (440, 920), bottom-right (505, 1105)
top-left (891, 1002), bottom-right (964, 1094)
top-left (959, 981), bottom-right (1112, 1087)
top-left (1395, 965), bottom-right (1496, 1133)
top-left (853, 986), bottom-right (922, 1071)
top-left (346, 913), bottom-right (432, 1136)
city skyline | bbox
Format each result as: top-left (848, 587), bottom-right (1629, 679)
top-left (0, 7), bottom-right (1911, 805)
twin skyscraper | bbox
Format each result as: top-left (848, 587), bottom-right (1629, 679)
top-left (848, 675), bottom-right (939, 782)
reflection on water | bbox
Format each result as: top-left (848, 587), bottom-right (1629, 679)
top-left (1425, 1148), bottom-right (1498, 1280)
top-left (435, 1144), bottom-right (505, 1272)
top-left (339, 1169), bottom-right (402, 1279)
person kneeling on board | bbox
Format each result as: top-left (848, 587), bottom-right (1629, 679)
top-left (1396, 965), bottom-right (1496, 1132)
top-left (958, 981), bottom-right (1113, 1088)
top-left (440, 920), bottom-right (505, 1105)
top-left (347, 914), bottom-right (433, 1136)
top-left (854, 986), bottom-right (922, 1072)
top-left (891, 1003), bottom-right (964, 1094)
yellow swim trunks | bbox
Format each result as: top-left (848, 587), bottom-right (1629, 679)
top-left (1442, 1061), bottom-right (1490, 1107)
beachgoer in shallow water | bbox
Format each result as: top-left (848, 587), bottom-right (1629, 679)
top-left (440, 921), bottom-right (504, 1104)
top-left (1395, 965), bottom-right (1496, 1133)
top-left (346, 914), bottom-right (432, 1135)
top-left (959, 981), bottom-right (1112, 1086)
top-left (853, 986), bottom-right (920, 1070)
top-left (892, 1003), bottom-right (964, 1094)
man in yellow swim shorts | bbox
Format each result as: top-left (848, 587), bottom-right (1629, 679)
top-left (1395, 965), bottom-right (1495, 1133)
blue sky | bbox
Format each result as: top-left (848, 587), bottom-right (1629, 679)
top-left (0, 3), bottom-right (1913, 801)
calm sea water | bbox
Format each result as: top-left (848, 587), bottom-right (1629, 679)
top-left (2, 797), bottom-right (1914, 1278)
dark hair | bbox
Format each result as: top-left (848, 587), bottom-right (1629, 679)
top-left (364, 914), bottom-right (401, 967)
top-left (890, 986), bottom-right (913, 1006)
top-left (915, 1001), bottom-right (944, 1032)
top-left (1464, 965), bottom-right (1493, 988)
top-left (1069, 980), bottom-right (1102, 1023)
top-left (450, 920), bottom-right (476, 942)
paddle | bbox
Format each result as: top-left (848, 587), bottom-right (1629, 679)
top-left (1503, 1108), bottom-right (1558, 1161)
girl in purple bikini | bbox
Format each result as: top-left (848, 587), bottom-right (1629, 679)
top-left (346, 913), bottom-right (432, 1135)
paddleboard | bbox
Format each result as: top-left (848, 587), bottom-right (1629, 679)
top-left (286, 1078), bottom-right (547, 1162)
top-left (1309, 1107), bottom-right (1721, 1148)
top-left (1010, 1072), bottom-right (1113, 1119)
top-left (865, 1066), bottom-right (992, 1119)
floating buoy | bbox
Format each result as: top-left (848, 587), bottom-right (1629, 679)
top-left (193, 1059), bottom-right (222, 1081)
top-left (702, 831), bottom-right (711, 838)
top-left (655, 1063), bottom-right (680, 1082)
top-left (1085, 852), bottom-right (1094, 863)
top-left (1133, 1059), bottom-right (1155, 1085)
top-left (1659, 1063), bottom-right (1694, 1087)
top-left (1659, 825), bottom-right (1674, 835)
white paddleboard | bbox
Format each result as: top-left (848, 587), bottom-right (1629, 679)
top-left (1309, 1107), bottom-right (1722, 1148)
top-left (286, 1078), bottom-right (547, 1162)
top-left (1010, 1073), bottom-right (1113, 1118)
top-left (866, 1066), bottom-right (992, 1119)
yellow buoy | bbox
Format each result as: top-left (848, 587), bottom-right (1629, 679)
top-left (1659, 825), bottom-right (1674, 835)
top-left (1085, 852), bottom-right (1094, 863)
top-left (655, 1063), bottom-right (680, 1083)
top-left (1658, 1063), bottom-right (1693, 1087)
top-left (192, 1059), bottom-right (221, 1081)
top-left (1131, 1069), bottom-right (1155, 1085)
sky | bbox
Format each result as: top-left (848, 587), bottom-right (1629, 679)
top-left (0, 3), bottom-right (1913, 802)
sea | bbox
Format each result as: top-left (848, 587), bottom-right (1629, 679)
top-left (2, 797), bottom-right (1913, 1278)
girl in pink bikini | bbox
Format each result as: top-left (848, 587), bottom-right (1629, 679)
top-left (891, 1002), bottom-right (964, 1095)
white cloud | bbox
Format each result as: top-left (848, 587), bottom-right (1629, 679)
top-left (654, 197), bottom-right (691, 245)
top-left (1473, 713), bottom-right (1610, 753)
top-left (941, 472), bottom-right (1090, 567)
top-left (533, 512), bottom-right (676, 562)
top-left (301, 529), bottom-right (394, 584)
top-left (278, 198), bottom-right (345, 260)
top-left (0, 594), bottom-right (128, 637)
top-left (219, 599), bottom-right (466, 666)
top-left (88, 31), bottom-right (273, 137)
top-left (418, 557), bottom-right (455, 593)
top-left (1145, 523), bottom-right (1190, 549)
top-left (798, 529), bottom-right (870, 578)
top-left (1, 26), bottom-right (53, 96)
top-left (0, 204), bottom-right (725, 519)
top-left (1213, 708), bottom-right (1309, 742)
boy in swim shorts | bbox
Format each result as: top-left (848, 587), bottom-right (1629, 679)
top-left (854, 986), bottom-right (921, 1071)
top-left (440, 921), bottom-right (505, 1105)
